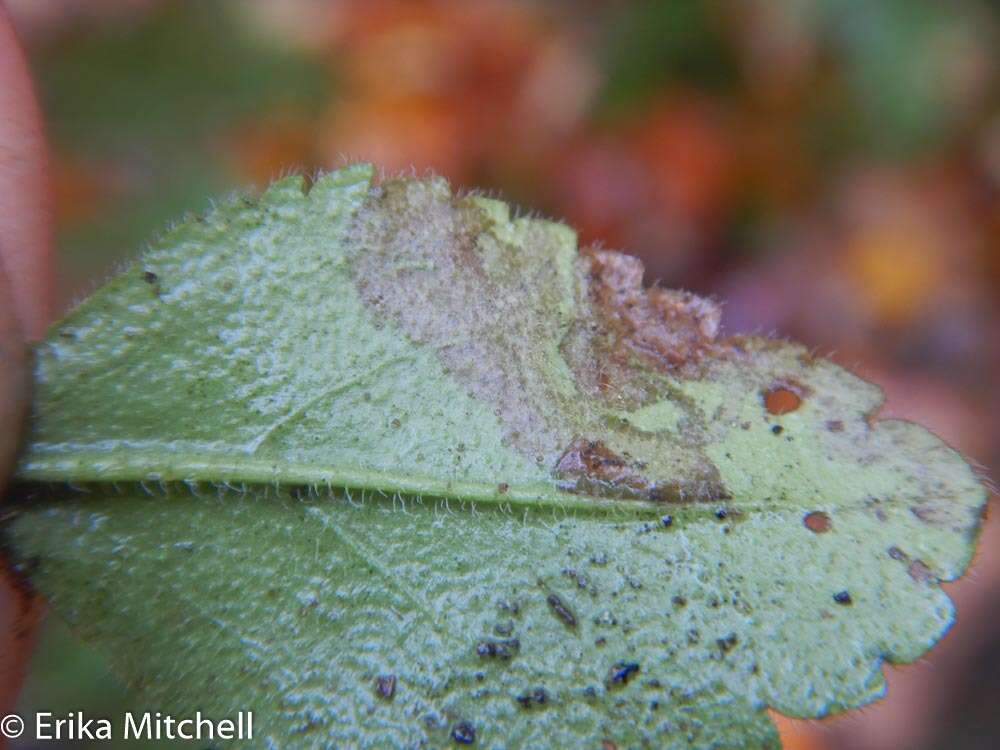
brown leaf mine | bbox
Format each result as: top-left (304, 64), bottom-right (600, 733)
top-left (347, 177), bottom-right (733, 502)
top-left (342, 172), bottom-right (983, 516)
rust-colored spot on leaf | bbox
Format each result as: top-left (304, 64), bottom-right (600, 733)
top-left (763, 380), bottom-right (807, 415)
top-left (602, 741), bottom-right (618, 750)
top-left (803, 511), bottom-right (831, 533)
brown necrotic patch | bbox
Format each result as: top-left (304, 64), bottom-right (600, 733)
top-left (582, 248), bottom-right (723, 374)
top-left (554, 438), bottom-right (727, 502)
top-left (555, 439), bottom-right (650, 499)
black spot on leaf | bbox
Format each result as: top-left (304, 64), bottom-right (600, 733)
top-left (606, 661), bottom-right (640, 687)
top-left (451, 721), bottom-right (476, 744)
top-left (716, 634), bottom-right (738, 654)
top-left (375, 674), bottom-right (396, 700)
top-left (475, 638), bottom-right (520, 660)
top-left (546, 593), bottom-right (577, 628)
top-left (516, 687), bottom-right (549, 709)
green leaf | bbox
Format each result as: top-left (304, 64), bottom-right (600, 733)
top-left (7, 164), bottom-right (985, 748)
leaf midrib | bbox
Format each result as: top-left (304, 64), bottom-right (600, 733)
top-left (12, 463), bottom-right (908, 531)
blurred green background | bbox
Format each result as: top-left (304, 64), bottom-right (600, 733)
top-left (7, 1), bottom-right (998, 748)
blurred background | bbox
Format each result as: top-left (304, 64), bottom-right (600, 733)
top-left (5, 0), bottom-right (998, 748)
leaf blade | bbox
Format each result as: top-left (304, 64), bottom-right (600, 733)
top-left (7, 164), bottom-right (986, 748)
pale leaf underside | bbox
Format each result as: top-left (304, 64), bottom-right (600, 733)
top-left (5, 164), bottom-right (985, 748)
